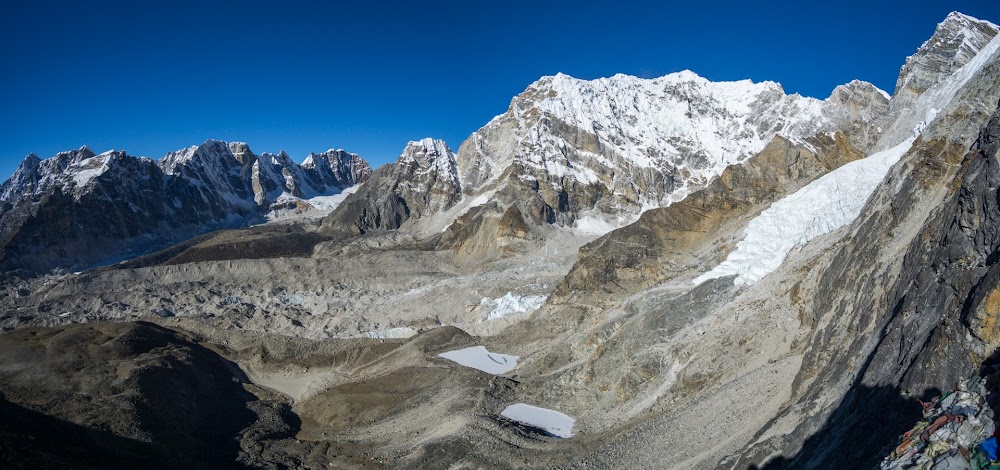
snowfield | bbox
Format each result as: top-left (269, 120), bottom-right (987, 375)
top-left (500, 403), bottom-right (576, 438)
top-left (362, 327), bottom-right (417, 339)
top-left (438, 346), bottom-right (519, 374)
top-left (481, 293), bottom-right (548, 321)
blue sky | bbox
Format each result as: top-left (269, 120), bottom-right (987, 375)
top-left (2, 1), bottom-right (998, 180)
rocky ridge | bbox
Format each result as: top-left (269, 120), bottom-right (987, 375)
top-left (0, 140), bottom-right (371, 273)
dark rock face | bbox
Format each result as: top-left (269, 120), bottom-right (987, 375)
top-left (0, 140), bottom-right (371, 274)
top-left (302, 149), bottom-right (373, 196)
top-left (0, 321), bottom-right (258, 469)
top-left (321, 138), bottom-right (460, 237)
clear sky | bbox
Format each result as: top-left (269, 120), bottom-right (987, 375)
top-left (2, 0), bottom-right (998, 180)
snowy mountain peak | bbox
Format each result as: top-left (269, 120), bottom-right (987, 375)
top-left (893, 12), bottom-right (998, 111)
top-left (458, 68), bottom-right (834, 212)
top-left (515, 70), bottom-right (824, 175)
top-left (19, 153), bottom-right (41, 168)
top-left (406, 138), bottom-right (453, 157)
top-left (0, 139), bottom-right (373, 271)
top-left (836, 80), bottom-right (891, 100)
top-left (942, 11), bottom-right (1000, 33)
top-left (398, 138), bottom-right (460, 189)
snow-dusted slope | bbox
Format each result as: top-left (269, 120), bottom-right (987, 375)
top-left (0, 147), bottom-right (135, 203)
top-left (466, 70), bottom-right (887, 197)
top-left (321, 63), bottom-right (892, 247)
top-left (458, 71), bottom-right (843, 211)
top-left (158, 140), bottom-right (371, 213)
top-left (419, 68), bottom-right (893, 248)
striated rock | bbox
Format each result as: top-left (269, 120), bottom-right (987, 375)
top-left (892, 12), bottom-right (998, 114)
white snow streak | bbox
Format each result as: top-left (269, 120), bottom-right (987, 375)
top-left (70, 153), bottom-right (112, 187)
top-left (694, 137), bottom-right (916, 286)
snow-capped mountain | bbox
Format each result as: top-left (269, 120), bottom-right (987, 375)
top-left (5, 10), bottom-right (1000, 470)
top-left (321, 61), bottom-right (891, 255)
top-left (0, 140), bottom-right (370, 272)
top-left (158, 140), bottom-right (371, 209)
top-left (549, 11), bottom-right (1000, 468)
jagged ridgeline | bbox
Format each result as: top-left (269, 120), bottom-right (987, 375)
top-left (0, 141), bottom-right (371, 273)
top-left (1, 10), bottom-right (999, 470)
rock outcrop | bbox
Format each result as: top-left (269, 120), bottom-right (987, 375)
top-left (321, 138), bottom-right (461, 237)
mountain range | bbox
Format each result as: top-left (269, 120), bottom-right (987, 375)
top-left (1, 10), bottom-right (999, 470)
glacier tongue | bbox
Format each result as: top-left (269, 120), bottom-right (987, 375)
top-left (693, 137), bottom-right (916, 287)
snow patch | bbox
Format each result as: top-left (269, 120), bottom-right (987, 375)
top-left (363, 327), bottom-right (417, 339)
top-left (438, 346), bottom-right (519, 374)
top-left (481, 293), bottom-right (547, 320)
top-left (306, 184), bottom-right (360, 211)
top-left (694, 137), bottom-right (917, 286)
top-left (874, 86), bottom-right (891, 101)
top-left (70, 154), bottom-right (112, 187)
top-left (573, 215), bottom-right (621, 236)
top-left (500, 403), bottom-right (576, 438)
